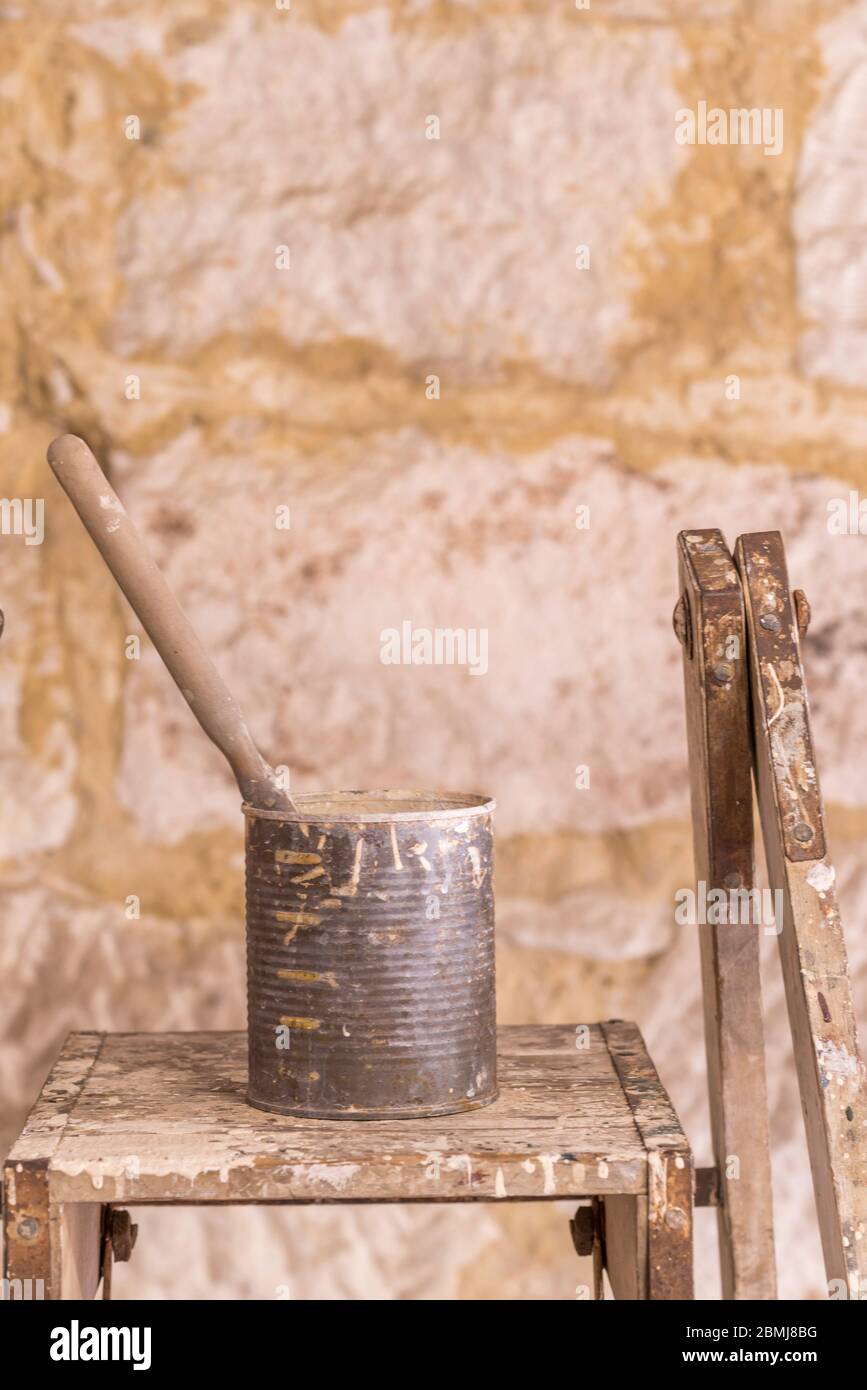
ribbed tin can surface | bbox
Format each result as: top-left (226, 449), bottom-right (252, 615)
top-left (245, 790), bottom-right (497, 1118)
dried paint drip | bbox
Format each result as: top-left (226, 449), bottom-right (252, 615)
top-left (815, 1037), bottom-right (860, 1091)
top-left (806, 861), bottom-right (835, 893)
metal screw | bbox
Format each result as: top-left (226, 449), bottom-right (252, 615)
top-left (569, 1205), bottom-right (597, 1257)
top-left (672, 593), bottom-right (692, 657)
top-left (759, 613), bottom-right (781, 633)
top-left (711, 662), bottom-right (733, 685)
top-left (794, 589), bottom-right (811, 637)
top-left (793, 823), bottom-right (814, 843)
top-left (723, 872), bottom-right (742, 889)
top-left (16, 1217), bottom-right (39, 1240)
top-left (108, 1208), bottom-right (138, 1263)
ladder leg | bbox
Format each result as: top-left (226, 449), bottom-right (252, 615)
top-left (676, 529), bottom-right (777, 1299)
top-left (736, 530), bottom-right (867, 1299)
top-left (602, 1195), bottom-right (648, 1299)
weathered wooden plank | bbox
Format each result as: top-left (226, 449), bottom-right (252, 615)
top-left (600, 1021), bottom-right (691, 1155)
top-left (58, 1204), bottom-right (104, 1300)
top-left (5, 1027), bottom-right (690, 1208)
top-left (603, 1194), bottom-right (648, 1300)
top-left (3, 1033), bottom-right (105, 1299)
top-left (50, 1152), bottom-right (646, 1205)
top-left (736, 530), bottom-right (867, 1299)
top-left (42, 1028), bottom-right (647, 1204)
top-left (5, 1032), bottom-right (105, 1164)
top-left (676, 528), bottom-right (777, 1299)
top-left (601, 1021), bottom-right (693, 1299)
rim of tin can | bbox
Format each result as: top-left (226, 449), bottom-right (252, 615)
top-left (242, 789), bottom-right (495, 823)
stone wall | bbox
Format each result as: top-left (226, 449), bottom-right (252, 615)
top-left (2, 0), bottom-right (866, 1299)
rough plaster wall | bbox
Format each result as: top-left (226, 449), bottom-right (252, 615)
top-left (1, 0), bottom-right (866, 1300)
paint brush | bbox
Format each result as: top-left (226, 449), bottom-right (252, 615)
top-left (47, 434), bottom-right (297, 814)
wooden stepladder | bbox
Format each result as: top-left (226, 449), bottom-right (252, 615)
top-left (676, 529), bottom-right (867, 1301)
top-left (4, 529), bottom-right (862, 1303)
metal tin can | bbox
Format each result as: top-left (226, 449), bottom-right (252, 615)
top-left (244, 790), bottom-right (497, 1118)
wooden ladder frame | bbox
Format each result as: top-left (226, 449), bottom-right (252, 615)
top-left (676, 528), bottom-right (867, 1300)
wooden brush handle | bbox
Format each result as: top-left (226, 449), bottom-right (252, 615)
top-left (47, 434), bottom-right (296, 813)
